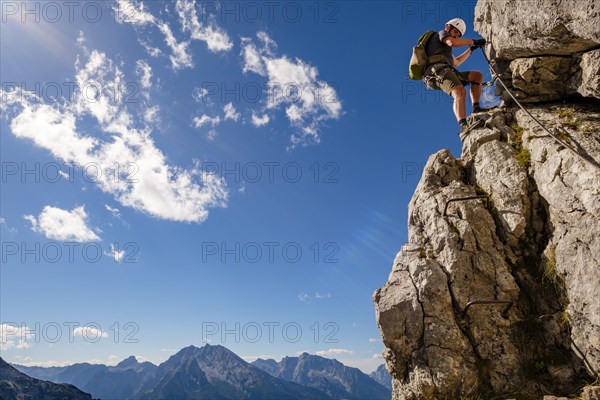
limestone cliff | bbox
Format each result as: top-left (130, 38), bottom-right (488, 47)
top-left (374, 1), bottom-right (600, 398)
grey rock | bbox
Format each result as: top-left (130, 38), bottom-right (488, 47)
top-left (583, 386), bottom-right (600, 400)
top-left (374, 106), bottom-right (599, 398)
top-left (474, 0), bottom-right (600, 59)
top-left (515, 105), bottom-right (600, 374)
top-left (509, 57), bottom-right (573, 102)
top-left (474, 0), bottom-right (600, 101)
top-left (577, 49), bottom-right (600, 98)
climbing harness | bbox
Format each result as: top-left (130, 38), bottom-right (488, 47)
top-left (478, 47), bottom-right (600, 172)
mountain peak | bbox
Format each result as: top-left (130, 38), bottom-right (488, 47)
top-left (116, 355), bottom-right (138, 368)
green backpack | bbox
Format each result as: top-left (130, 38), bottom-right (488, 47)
top-left (409, 30), bottom-right (448, 80)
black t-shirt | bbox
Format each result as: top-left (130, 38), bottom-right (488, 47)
top-left (425, 29), bottom-right (453, 65)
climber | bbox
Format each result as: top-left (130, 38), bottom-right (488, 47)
top-left (422, 18), bottom-right (493, 136)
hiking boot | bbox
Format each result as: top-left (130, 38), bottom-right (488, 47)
top-left (458, 119), bottom-right (484, 141)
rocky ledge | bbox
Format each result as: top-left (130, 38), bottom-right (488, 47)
top-left (374, 1), bottom-right (600, 398)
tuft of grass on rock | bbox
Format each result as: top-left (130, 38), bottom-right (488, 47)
top-left (556, 107), bottom-right (582, 131)
top-left (510, 123), bottom-right (531, 168)
top-left (542, 246), bottom-right (557, 284)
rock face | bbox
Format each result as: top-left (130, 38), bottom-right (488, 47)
top-left (374, 105), bottom-right (600, 399)
top-left (474, 0), bottom-right (600, 102)
top-left (374, 2), bottom-right (600, 397)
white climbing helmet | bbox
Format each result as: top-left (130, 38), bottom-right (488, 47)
top-left (446, 18), bottom-right (466, 37)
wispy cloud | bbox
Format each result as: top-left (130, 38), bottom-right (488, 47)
top-left (240, 32), bottom-right (342, 147)
top-left (194, 114), bottom-right (221, 128)
top-left (113, 0), bottom-right (231, 70)
top-left (251, 112), bottom-right (270, 127)
top-left (1, 324), bottom-right (34, 350)
top-left (105, 244), bottom-right (125, 262)
top-left (316, 348), bottom-right (354, 357)
top-left (2, 49), bottom-right (228, 223)
top-left (135, 60), bottom-right (153, 90)
top-left (299, 292), bottom-right (333, 303)
top-left (298, 293), bottom-right (311, 303)
top-left (175, 0), bottom-right (233, 52)
top-left (24, 206), bottom-right (100, 242)
top-left (223, 103), bottom-right (240, 121)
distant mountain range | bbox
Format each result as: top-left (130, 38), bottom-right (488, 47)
top-left (0, 357), bottom-right (92, 400)
top-left (251, 353), bottom-right (390, 400)
top-left (11, 344), bottom-right (391, 399)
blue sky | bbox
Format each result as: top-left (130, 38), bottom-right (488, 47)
top-left (0, 0), bottom-right (492, 372)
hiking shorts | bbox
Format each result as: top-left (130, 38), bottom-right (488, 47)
top-left (424, 64), bottom-right (471, 95)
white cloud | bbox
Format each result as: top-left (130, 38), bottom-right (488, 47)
top-left (240, 32), bottom-right (342, 147)
top-left (1, 324), bottom-right (33, 350)
top-left (25, 206), bottom-right (100, 242)
top-left (105, 204), bottom-right (121, 218)
top-left (113, 0), bottom-right (156, 26)
top-left (194, 114), bottom-right (221, 128)
top-left (135, 60), bottom-right (153, 90)
top-left (299, 292), bottom-right (332, 302)
top-left (0, 217), bottom-right (5, 224)
top-left (193, 87), bottom-right (210, 103)
top-left (175, 0), bottom-right (233, 52)
top-left (251, 113), bottom-right (270, 127)
top-left (223, 103), bottom-right (240, 121)
top-left (158, 22), bottom-right (193, 70)
top-left (140, 40), bottom-right (162, 57)
top-left (298, 293), bottom-right (311, 303)
top-left (2, 49), bottom-right (228, 223)
top-left (114, 0), bottom-right (231, 70)
top-left (369, 338), bottom-right (380, 343)
top-left (241, 37), bottom-right (266, 76)
top-left (113, 0), bottom-right (193, 70)
top-left (206, 129), bottom-right (217, 141)
top-left (73, 326), bottom-right (109, 339)
top-left (143, 105), bottom-right (160, 123)
top-left (316, 348), bottom-right (354, 357)
top-left (15, 360), bottom-right (75, 367)
top-left (106, 243), bottom-right (125, 262)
